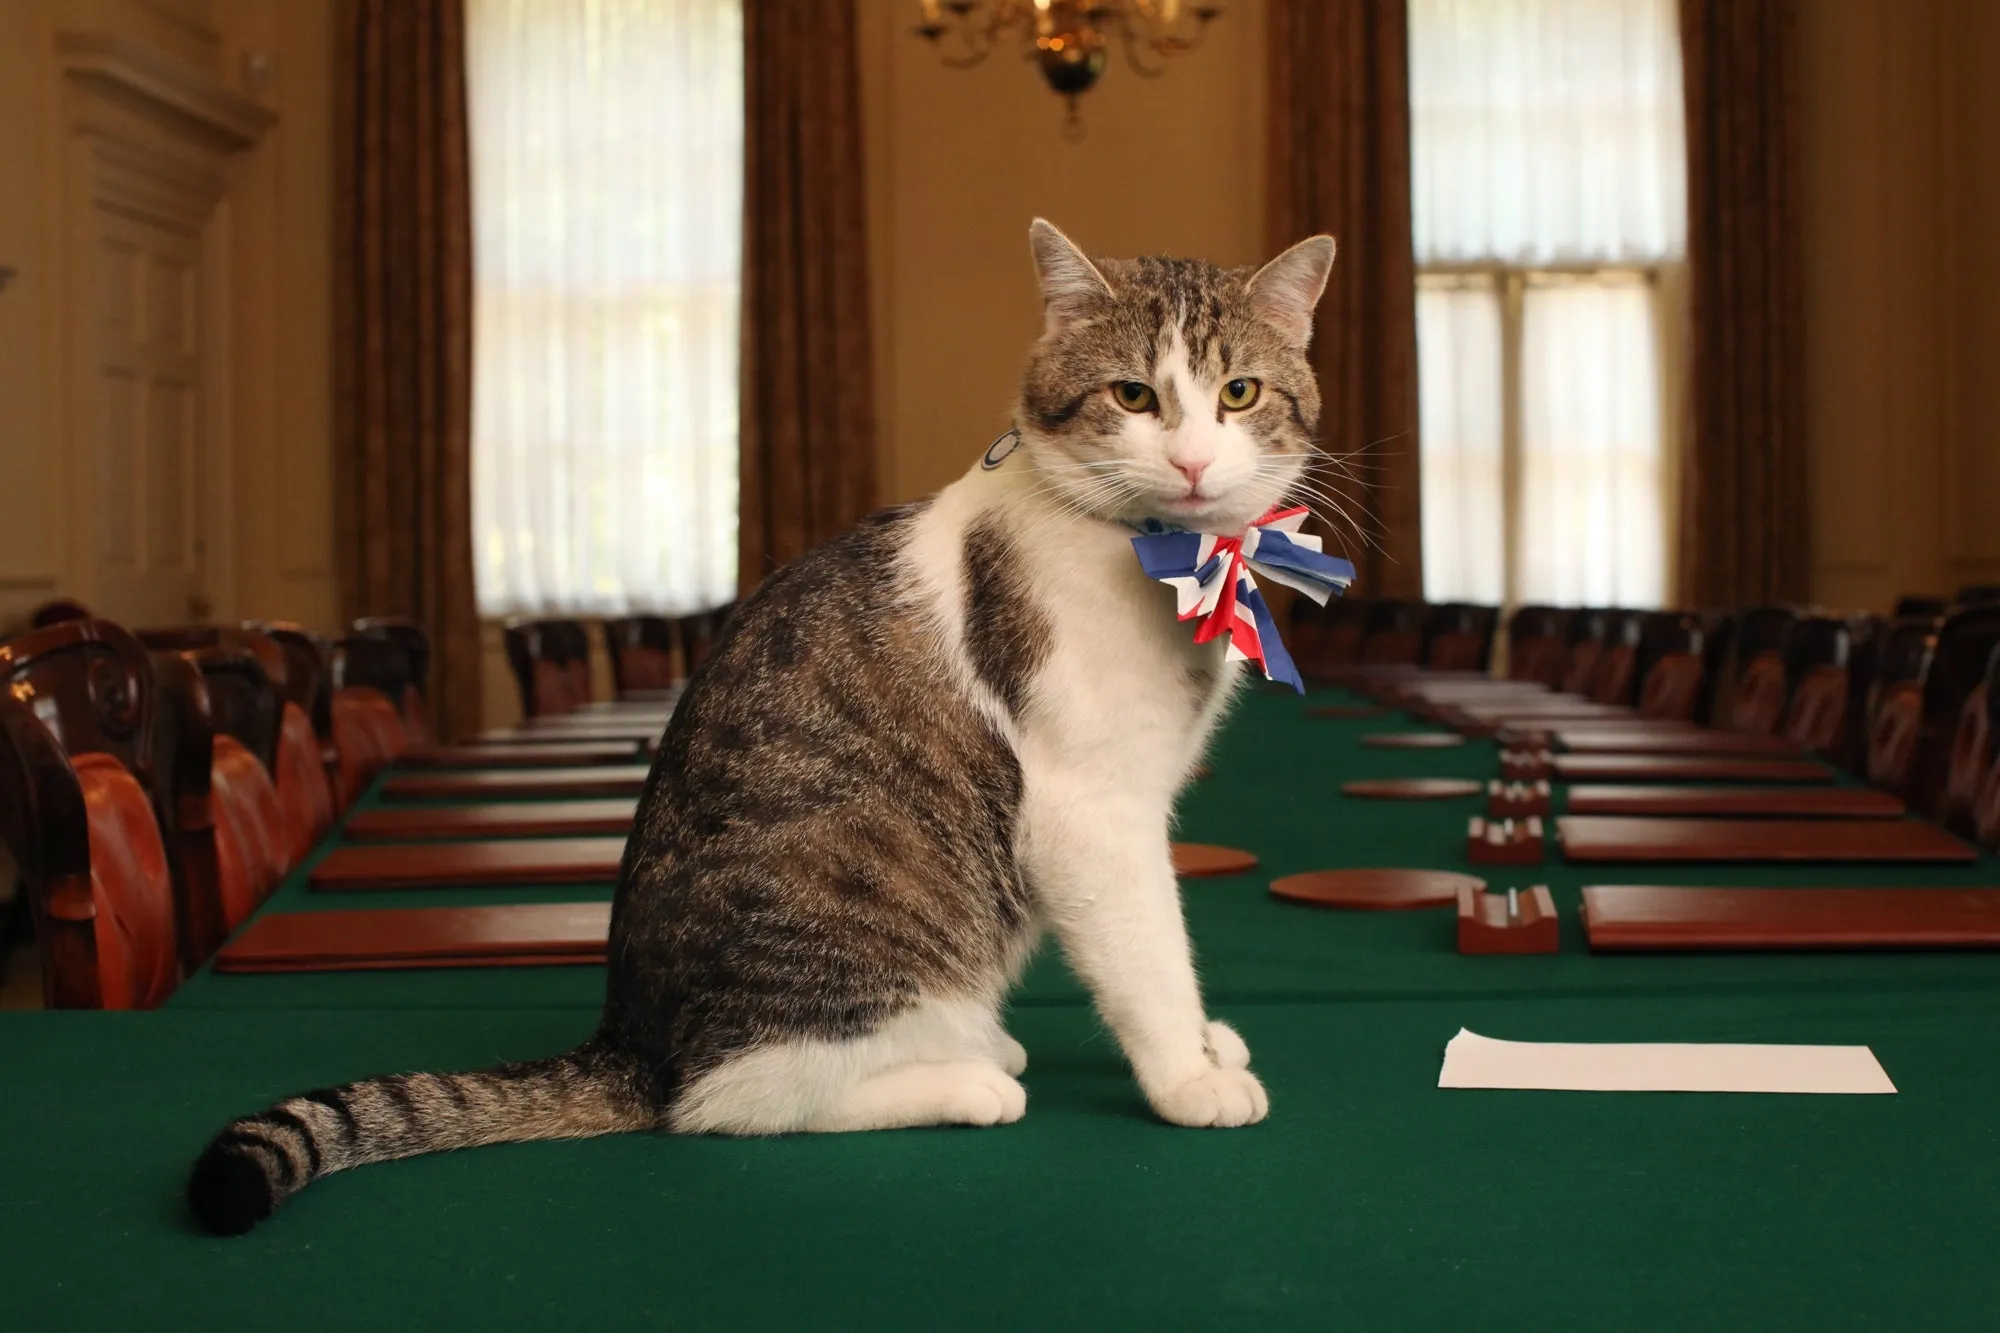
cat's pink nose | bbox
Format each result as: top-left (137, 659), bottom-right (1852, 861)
top-left (1173, 460), bottom-right (1210, 492)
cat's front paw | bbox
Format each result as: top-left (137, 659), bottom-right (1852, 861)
top-left (1204, 1020), bottom-right (1251, 1071)
top-left (1148, 1067), bottom-right (1268, 1128)
top-left (995, 1032), bottom-right (1029, 1077)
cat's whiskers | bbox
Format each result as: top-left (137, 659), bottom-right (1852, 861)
top-left (1294, 453), bottom-right (1376, 489)
top-left (1248, 460), bottom-right (1383, 556)
top-left (1280, 489), bottom-right (1382, 557)
top-left (1020, 461), bottom-right (1145, 521)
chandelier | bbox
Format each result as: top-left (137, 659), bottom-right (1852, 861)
top-left (915, 1), bottom-right (1222, 138)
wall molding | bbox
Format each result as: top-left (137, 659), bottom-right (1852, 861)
top-left (56, 30), bottom-right (273, 154)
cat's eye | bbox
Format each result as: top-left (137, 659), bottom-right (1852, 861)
top-left (1219, 378), bottom-right (1261, 411)
top-left (1111, 381), bottom-right (1158, 413)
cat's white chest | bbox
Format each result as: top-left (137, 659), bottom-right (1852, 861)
top-left (1021, 526), bottom-right (1240, 794)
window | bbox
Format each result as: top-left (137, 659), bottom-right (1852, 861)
top-left (1410, 0), bottom-right (1687, 609)
top-left (467, 0), bottom-right (743, 617)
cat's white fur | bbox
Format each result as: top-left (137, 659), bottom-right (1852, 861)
top-left (672, 221), bottom-right (1332, 1135)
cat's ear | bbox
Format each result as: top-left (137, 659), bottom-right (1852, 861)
top-left (1246, 235), bottom-right (1336, 346)
top-left (1029, 218), bottom-right (1114, 335)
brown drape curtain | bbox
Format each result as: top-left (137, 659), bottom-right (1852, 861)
top-left (737, 0), bottom-right (878, 596)
top-left (1266, 0), bottom-right (1424, 600)
top-left (334, 0), bottom-right (482, 739)
top-left (1677, 0), bottom-right (1808, 607)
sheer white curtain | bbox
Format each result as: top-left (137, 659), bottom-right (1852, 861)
top-left (1410, 0), bottom-right (1685, 608)
top-left (1517, 277), bottom-right (1666, 605)
top-left (1417, 281), bottom-right (1505, 605)
top-left (467, 0), bottom-right (743, 618)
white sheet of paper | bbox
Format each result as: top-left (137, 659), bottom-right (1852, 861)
top-left (1437, 1028), bottom-right (1896, 1095)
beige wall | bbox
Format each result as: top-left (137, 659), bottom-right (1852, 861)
top-left (858, 2), bottom-right (1270, 506)
top-left (0, 0), bottom-right (337, 635)
top-left (1800, 0), bottom-right (2000, 612)
top-left (216, 0), bottom-right (340, 629)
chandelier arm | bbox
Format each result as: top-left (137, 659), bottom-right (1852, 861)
top-left (934, 40), bottom-right (995, 70)
top-left (1119, 18), bottom-right (1174, 79)
top-left (924, 5), bottom-right (1000, 68)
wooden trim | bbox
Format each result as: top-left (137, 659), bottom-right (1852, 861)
top-left (55, 30), bottom-right (274, 153)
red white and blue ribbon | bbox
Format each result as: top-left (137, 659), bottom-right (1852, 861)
top-left (1131, 505), bottom-right (1356, 693)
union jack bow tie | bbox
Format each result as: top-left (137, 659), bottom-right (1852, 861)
top-left (1130, 505), bottom-right (1356, 693)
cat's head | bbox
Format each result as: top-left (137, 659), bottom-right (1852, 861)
top-left (1014, 219), bottom-right (1334, 535)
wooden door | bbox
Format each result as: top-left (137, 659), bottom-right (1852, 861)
top-left (89, 211), bottom-right (209, 625)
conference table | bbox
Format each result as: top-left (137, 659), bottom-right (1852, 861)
top-left (8, 688), bottom-right (2000, 1329)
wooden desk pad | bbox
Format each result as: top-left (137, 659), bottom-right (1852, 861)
top-left (1580, 886), bottom-right (2000, 951)
top-left (1557, 816), bottom-right (1976, 864)
top-left (1269, 868), bottom-right (1484, 910)
top-left (382, 767), bottom-right (650, 800)
top-left (576, 690), bottom-right (680, 710)
top-left (1555, 730), bottom-right (1807, 757)
top-left (1392, 683), bottom-right (1555, 703)
top-left (1171, 844), bottom-right (1259, 877)
top-left (1458, 701), bottom-right (1638, 721)
top-left (344, 799), bottom-right (641, 840)
top-left (1514, 718), bottom-right (1699, 734)
top-left (1341, 778), bottom-right (1483, 801)
top-left (310, 837), bottom-right (628, 891)
top-left (400, 742), bottom-right (644, 768)
top-left (1549, 755), bottom-right (1832, 784)
top-left (470, 726), bottom-right (663, 746)
top-left (1564, 785), bottom-right (1905, 819)
top-left (214, 902), bottom-right (612, 973)
top-left (1361, 732), bottom-right (1468, 750)
top-left (518, 715), bottom-right (671, 735)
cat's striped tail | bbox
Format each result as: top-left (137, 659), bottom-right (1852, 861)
top-left (185, 1040), bottom-right (656, 1235)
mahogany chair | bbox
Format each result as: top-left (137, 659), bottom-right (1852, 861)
top-left (1283, 597), bottom-right (1328, 677)
top-left (1632, 613), bottom-right (1709, 721)
top-left (1288, 597), bottom-right (1367, 679)
top-left (28, 598), bottom-right (93, 628)
top-left (604, 616), bottom-right (682, 697)
top-left (1585, 610), bottom-right (1648, 706)
top-left (559, 619), bottom-right (597, 701)
top-left (1776, 616), bottom-right (1871, 765)
top-left (0, 619), bottom-right (181, 1008)
top-left (1680, 611), bottom-right (1738, 726)
top-left (139, 631), bottom-right (290, 957)
top-left (1923, 606), bottom-right (2000, 834)
top-left (1716, 607), bottom-right (1799, 734)
top-left (1505, 606), bottom-right (1570, 688)
top-left (1421, 604), bottom-right (1497, 673)
top-left (1359, 600), bottom-right (1425, 666)
top-left (250, 622), bottom-right (339, 858)
top-left (504, 618), bottom-right (595, 717)
top-left (1560, 609), bottom-right (1612, 695)
top-left (1973, 649), bottom-right (2000, 851)
top-left (1864, 617), bottom-right (1938, 799)
top-left (354, 616), bottom-right (433, 744)
top-left (329, 634), bottom-right (414, 805)
top-left (137, 628), bottom-right (284, 770)
top-left (681, 605), bottom-right (734, 677)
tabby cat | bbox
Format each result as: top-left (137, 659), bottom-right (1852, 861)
top-left (188, 220), bottom-right (1338, 1234)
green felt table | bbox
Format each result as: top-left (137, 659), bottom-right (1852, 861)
top-left (14, 685), bottom-right (2000, 1327)
top-left (10, 993), bottom-right (2000, 1330)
